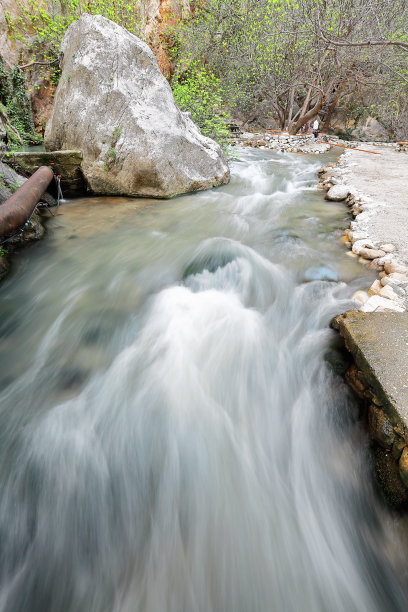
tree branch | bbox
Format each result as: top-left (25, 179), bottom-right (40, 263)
top-left (18, 58), bottom-right (59, 70)
top-left (319, 32), bottom-right (408, 51)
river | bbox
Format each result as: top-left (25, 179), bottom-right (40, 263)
top-left (0, 148), bottom-right (407, 611)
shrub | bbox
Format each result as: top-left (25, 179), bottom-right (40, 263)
top-left (172, 66), bottom-right (230, 150)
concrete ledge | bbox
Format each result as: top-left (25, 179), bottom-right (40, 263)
top-left (332, 310), bottom-right (408, 507)
top-left (333, 310), bottom-right (408, 428)
top-left (6, 151), bottom-right (87, 198)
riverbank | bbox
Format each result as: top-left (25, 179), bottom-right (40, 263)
top-left (237, 131), bottom-right (331, 154)
top-left (235, 131), bottom-right (395, 156)
top-left (322, 142), bottom-right (408, 507)
top-left (320, 143), bottom-right (408, 312)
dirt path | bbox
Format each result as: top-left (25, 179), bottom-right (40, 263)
top-left (340, 144), bottom-right (408, 262)
top-left (321, 143), bottom-right (408, 312)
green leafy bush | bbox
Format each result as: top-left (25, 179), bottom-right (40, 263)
top-left (172, 66), bottom-right (230, 150)
top-left (0, 56), bottom-right (41, 144)
top-left (6, 0), bottom-right (145, 74)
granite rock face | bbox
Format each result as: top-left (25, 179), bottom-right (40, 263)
top-left (45, 14), bottom-right (230, 198)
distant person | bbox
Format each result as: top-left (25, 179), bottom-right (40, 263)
top-left (313, 118), bottom-right (319, 141)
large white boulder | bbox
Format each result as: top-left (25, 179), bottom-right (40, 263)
top-left (45, 14), bottom-right (230, 198)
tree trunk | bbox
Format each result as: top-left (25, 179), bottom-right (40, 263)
top-left (288, 94), bottom-right (325, 134)
top-left (322, 80), bottom-right (346, 132)
top-left (287, 81), bottom-right (314, 132)
top-left (241, 112), bottom-right (258, 128)
top-left (287, 85), bottom-right (296, 127)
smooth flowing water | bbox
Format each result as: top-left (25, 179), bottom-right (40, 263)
top-left (0, 148), bottom-right (407, 611)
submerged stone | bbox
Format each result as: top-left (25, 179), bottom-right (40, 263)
top-left (304, 266), bottom-right (338, 282)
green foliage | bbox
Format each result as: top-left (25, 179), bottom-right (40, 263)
top-left (5, 0), bottom-right (408, 141)
top-left (104, 125), bottom-right (122, 169)
top-left (1, 175), bottom-right (21, 192)
top-left (173, 0), bottom-right (408, 136)
top-left (0, 247), bottom-right (8, 257)
top-left (6, 0), bottom-right (146, 83)
top-left (111, 125), bottom-right (122, 147)
top-left (172, 67), bottom-right (230, 149)
top-left (105, 147), bottom-right (117, 163)
top-left (0, 55), bottom-right (41, 144)
top-left (7, 67), bottom-right (41, 143)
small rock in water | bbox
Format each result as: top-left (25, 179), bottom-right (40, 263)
top-left (304, 266), bottom-right (338, 282)
top-left (359, 295), bottom-right (405, 312)
top-left (368, 404), bottom-right (395, 448)
top-left (368, 280), bottom-right (381, 296)
top-left (358, 247), bottom-right (386, 260)
top-left (399, 447), bottom-right (408, 488)
top-left (57, 366), bottom-right (88, 390)
top-left (352, 239), bottom-right (375, 255)
top-left (352, 290), bottom-right (369, 305)
top-left (367, 258), bottom-right (384, 271)
top-left (379, 285), bottom-right (400, 301)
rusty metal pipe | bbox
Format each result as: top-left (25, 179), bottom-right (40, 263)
top-left (0, 166), bottom-right (54, 237)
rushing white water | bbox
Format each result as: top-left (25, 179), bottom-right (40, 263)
top-left (0, 149), bottom-right (407, 611)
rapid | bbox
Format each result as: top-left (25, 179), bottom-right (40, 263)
top-left (0, 148), bottom-right (407, 611)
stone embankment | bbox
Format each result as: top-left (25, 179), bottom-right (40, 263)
top-left (319, 143), bottom-right (408, 313)
top-left (8, 150), bottom-right (85, 198)
top-left (325, 142), bottom-right (408, 506)
top-left (333, 311), bottom-right (408, 507)
top-left (236, 131), bottom-right (332, 154)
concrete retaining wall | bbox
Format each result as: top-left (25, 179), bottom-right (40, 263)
top-left (6, 150), bottom-right (87, 198)
top-left (333, 310), bottom-right (408, 507)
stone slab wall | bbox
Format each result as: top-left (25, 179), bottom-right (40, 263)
top-left (6, 150), bottom-right (86, 198)
top-left (332, 310), bottom-right (408, 507)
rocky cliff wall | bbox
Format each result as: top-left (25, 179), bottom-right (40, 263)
top-left (1, 0), bottom-right (191, 75)
top-left (144, 0), bottom-right (192, 78)
top-left (0, 0), bottom-right (51, 67)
